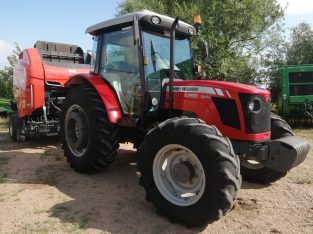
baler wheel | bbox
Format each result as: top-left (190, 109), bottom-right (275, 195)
top-left (240, 113), bottom-right (294, 184)
top-left (61, 85), bottom-right (120, 174)
top-left (138, 117), bottom-right (241, 226)
top-left (9, 114), bottom-right (23, 142)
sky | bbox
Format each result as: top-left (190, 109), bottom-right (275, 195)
top-left (0, 0), bottom-right (119, 68)
top-left (1, 0), bottom-right (313, 68)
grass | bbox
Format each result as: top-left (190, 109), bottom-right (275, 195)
top-left (11, 189), bottom-right (24, 197)
top-left (0, 156), bottom-right (10, 166)
top-left (151, 225), bottom-right (166, 234)
top-left (0, 192), bottom-right (5, 202)
top-left (294, 177), bottom-right (313, 185)
top-left (53, 205), bottom-right (70, 215)
top-left (0, 156), bottom-right (10, 184)
top-left (50, 205), bottom-right (92, 233)
top-left (0, 156), bottom-right (10, 183)
top-left (16, 210), bottom-right (92, 234)
top-left (40, 147), bottom-right (62, 161)
top-left (40, 147), bottom-right (52, 159)
top-left (0, 118), bottom-right (8, 131)
top-left (19, 220), bottom-right (57, 234)
top-left (0, 172), bottom-right (8, 183)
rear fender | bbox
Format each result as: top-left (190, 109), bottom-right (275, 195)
top-left (64, 75), bottom-right (122, 123)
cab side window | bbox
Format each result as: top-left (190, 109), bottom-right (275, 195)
top-left (99, 28), bottom-right (141, 115)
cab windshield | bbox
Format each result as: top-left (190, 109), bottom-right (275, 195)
top-left (142, 31), bottom-right (193, 92)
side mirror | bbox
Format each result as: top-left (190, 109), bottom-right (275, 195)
top-left (199, 39), bottom-right (208, 62)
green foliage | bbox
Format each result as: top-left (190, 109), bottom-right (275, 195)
top-left (0, 97), bottom-right (14, 113)
top-left (117, 0), bottom-right (284, 84)
top-left (254, 28), bottom-right (287, 101)
top-left (266, 22), bottom-right (313, 100)
top-left (0, 43), bottom-right (21, 99)
top-left (287, 22), bottom-right (313, 65)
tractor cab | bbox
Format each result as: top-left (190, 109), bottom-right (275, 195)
top-left (86, 10), bottom-right (197, 122)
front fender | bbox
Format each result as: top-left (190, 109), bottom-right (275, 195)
top-left (64, 74), bottom-right (122, 123)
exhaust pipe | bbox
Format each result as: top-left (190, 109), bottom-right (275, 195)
top-left (168, 18), bottom-right (179, 118)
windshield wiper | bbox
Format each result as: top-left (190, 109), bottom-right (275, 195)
top-left (150, 40), bottom-right (157, 72)
top-left (150, 40), bottom-right (178, 78)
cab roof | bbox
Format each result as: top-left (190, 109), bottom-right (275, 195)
top-left (85, 10), bottom-right (195, 36)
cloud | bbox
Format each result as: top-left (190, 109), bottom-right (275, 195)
top-left (0, 40), bottom-right (14, 69)
top-left (278, 0), bottom-right (313, 15)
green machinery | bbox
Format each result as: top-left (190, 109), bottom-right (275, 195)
top-left (0, 97), bottom-right (15, 118)
top-left (278, 65), bottom-right (313, 124)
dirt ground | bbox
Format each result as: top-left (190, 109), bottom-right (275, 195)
top-left (0, 118), bottom-right (312, 234)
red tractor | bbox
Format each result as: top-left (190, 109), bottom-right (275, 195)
top-left (12, 10), bottom-right (309, 226)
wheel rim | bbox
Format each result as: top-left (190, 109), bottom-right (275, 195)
top-left (153, 144), bottom-right (206, 206)
top-left (240, 156), bottom-right (264, 170)
top-left (65, 105), bottom-right (89, 157)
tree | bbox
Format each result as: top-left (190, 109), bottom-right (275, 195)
top-left (287, 22), bottom-right (313, 65)
top-left (0, 43), bottom-right (21, 99)
top-left (252, 26), bottom-right (287, 97)
top-left (117, 0), bottom-right (284, 84)
top-left (264, 22), bottom-right (313, 102)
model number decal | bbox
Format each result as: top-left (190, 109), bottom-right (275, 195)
top-left (184, 93), bottom-right (198, 99)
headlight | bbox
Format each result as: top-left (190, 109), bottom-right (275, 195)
top-left (247, 98), bottom-right (262, 113)
top-left (188, 27), bottom-right (196, 35)
top-left (151, 16), bottom-right (161, 24)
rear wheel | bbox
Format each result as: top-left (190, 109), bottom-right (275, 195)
top-left (240, 113), bottom-right (294, 184)
top-left (60, 85), bottom-right (120, 173)
top-left (138, 117), bottom-right (241, 226)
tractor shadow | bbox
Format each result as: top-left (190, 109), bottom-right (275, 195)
top-left (1, 138), bottom-right (269, 233)
top-left (0, 130), bottom-right (60, 151)
top-left (47, 148), bottom-right (205, 233)
top-left (241, 181), bottom-right (269, 189)
top-left (1, 140), bottom-right (203, 233)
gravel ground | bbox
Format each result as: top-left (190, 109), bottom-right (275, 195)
top-left (0, 119), bottom-right (312, 234)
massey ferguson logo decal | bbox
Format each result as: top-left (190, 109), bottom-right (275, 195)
top-left (173, 87), bottom-right (199, 92)
top-left (181, 87), bottom-right (198, 92)
top-left (167, 86), bottom-right (231, 98)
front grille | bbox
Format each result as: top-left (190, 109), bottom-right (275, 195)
top-left (239, 93), bottom-right (270, 134)
top-left (212, 97), bottom-right (241, 130)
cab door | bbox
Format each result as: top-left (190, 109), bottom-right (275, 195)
top-left (98, 26), bottom-right (142, 116)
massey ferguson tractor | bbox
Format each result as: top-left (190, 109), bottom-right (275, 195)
top-left (11, 10), bottom-right (309, 226)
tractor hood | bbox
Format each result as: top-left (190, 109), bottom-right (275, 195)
top-left (172, 80), bottom-right (271, 102)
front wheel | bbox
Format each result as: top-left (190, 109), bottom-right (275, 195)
top-left (240, 113), bottom-right (294, 184)
top-left (138, 117), bottom-right (241, 226)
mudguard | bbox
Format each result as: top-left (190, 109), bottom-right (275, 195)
top-left (64, 75), bottom-right (123, 123)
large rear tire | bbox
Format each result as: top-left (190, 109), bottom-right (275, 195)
top-left (138, 117), bottom-right (241, 226)
top-left (60, 85), bottom-right (120, 173)
top-left (240, 113), bottom-right (294, 184)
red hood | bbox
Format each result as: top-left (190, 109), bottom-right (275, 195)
top-left (173, 80), bottom-right (271, 102)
